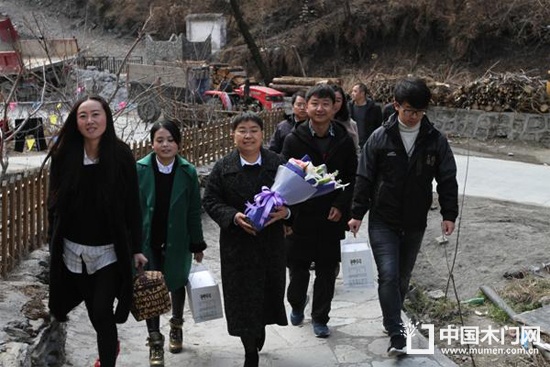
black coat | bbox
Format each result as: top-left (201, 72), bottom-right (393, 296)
top-left (281, 121), bottom-right (357, 262)
top-left (351, 114), bottom-right (459, 229)
top-left (349, 99), bottom-right (383, 147)
top-left (47, 142), bottom-right (142, 323)
top-left (202, 148), bottom-right (288, 337)
top-left (267, 114), bottom-right (303, 154)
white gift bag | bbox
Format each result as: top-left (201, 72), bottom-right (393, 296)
top-left (340, 237), bottom-right (376, 288)
top-left (186, 263), bottom-right (224, 323)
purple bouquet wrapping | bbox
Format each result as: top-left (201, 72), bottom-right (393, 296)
top-left (244, 155), bottom-right (348, 231)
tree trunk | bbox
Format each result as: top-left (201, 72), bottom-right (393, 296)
top-left (343, 0), bottom-right (351, 21)
top-left (229, 0), bottom-right (271, 85)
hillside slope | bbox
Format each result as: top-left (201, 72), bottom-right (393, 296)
top-left (11, 0), bottom-right (550, 83)
top-left (3, 0), bottom-right (550, 114)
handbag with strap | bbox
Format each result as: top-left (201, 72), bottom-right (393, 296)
top-left (131, 270), bottom-right (172, 321)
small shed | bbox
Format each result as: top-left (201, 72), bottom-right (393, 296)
top-left (185, 13), bottom-right (226, 54)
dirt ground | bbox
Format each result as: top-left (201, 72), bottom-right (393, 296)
top-left (415, 138), bottom-right (550, 367)
top-left (419, 137), bottom-right (550, 299)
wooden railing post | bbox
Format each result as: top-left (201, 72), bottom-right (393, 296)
top-left (1, 181), bottom-right (8, 278)
top-left (8, 178), bottom-right (15, 274)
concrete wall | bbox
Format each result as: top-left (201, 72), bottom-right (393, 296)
top-left (144, 33), bottom-right (211, 64)
top-left (426, 106), bottom-right (550, 147)
top-left (185, 13), bottom-right (226, 54)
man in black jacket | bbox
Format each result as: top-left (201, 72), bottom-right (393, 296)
top-left (268, 91), bottom-right (308, 153)
top-left (348, 77), bottom-right (458, 357)
top-left (348, 82), bottom-right (383, 149)
top-left (282, 84), bottom-right (357, 339)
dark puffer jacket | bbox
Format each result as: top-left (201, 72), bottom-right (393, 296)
top-left (268, 114), bottom-right (304, 154)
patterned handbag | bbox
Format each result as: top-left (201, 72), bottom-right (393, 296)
top-left (131, 270), bottom-right (172, 321)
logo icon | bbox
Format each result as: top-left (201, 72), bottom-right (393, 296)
top-left (406, 321), bottom-right (435, 355)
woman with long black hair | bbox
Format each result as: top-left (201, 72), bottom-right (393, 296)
top-left (44, 95), bottom-right (147, 367)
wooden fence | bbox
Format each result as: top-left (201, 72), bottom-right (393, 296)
top-left (77, 56), bottom-right (144, 74)
top-left (0, 110), bottom-right (284, 277)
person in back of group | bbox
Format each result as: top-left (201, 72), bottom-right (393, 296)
top-left (348, 77), bottom-right (458, 357)
top-left (331, 84), bottom-right (360, 155)
top-left (281, 84), bottom-right (357, 339)
top-left (382, 102), bottom-right (396, 122)
top-left (268, 91), bottom-right (308, 153)
top-left (45, 95), bottom-right (147, 367)
top-left (348, 82), bottom-right (383, 149)
top-left (203, 112), bottom-right (289, 367)
top-left (136, 120), bottom-right (207, 367)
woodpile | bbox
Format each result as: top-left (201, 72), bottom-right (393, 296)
top-left (269, 76), bottom-right (343, 95)
top-left (365, 72), bottom-right (550, 114)
top-left (209, 63), bottom-right (251, 91)
top-left (367, 75), bottom-right (399, 103)
top-left (368, 75), bottom-right (455, 106)
top-left (451, 73), bottom-right (549, 113)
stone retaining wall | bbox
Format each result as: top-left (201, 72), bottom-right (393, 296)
top-left (428, 106), bottom-right (550, 147)
top-left (0, 249), bottom-right (65, 367)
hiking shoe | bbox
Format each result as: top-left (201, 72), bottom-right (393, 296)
top-left (312, 322), bottom-right (330, 338)
top-left (147, 332), bottom-right (165, 366)
top-left (168, 317), bottom-right (183, 353)
top-left (387, 334), bottom-right (407, 357)
top-left (289, 295), bottom-right (309, 326)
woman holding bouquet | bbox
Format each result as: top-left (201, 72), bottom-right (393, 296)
top-left (202, 112), bottom-right (289, 367)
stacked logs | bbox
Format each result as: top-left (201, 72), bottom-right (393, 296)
top-left (209, 63), bottom-right (251, 90)
top-left (367, 75), bottom-right (399, 103)
top-left (450, 73), bottom-right (549, 113)
top-left (364, 72), bottom-right (549, 113)
top-left (368, 75), bottom-right (455, 106)
top-left (269, 76), bottom-right (343, 95)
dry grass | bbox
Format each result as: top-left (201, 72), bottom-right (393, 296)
top-left (499, 275), bottom-right (550, 313)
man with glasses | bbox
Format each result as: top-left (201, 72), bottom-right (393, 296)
top-left (268, 91), bottom-right (308, 153)
top-left (348, 77), bottom-right (458, 357)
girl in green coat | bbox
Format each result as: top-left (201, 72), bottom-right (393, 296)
top-left (136, 120), bottom-right (206, 366)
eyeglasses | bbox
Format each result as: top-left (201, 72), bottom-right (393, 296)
top-left (397, 104), bottom-right (427, 118)
top-left (235, 128), bottom-right (262, 136)
top-left (294, 103), bottom-right (306, 109)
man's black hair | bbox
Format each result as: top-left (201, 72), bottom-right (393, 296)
top-left (393, 77), bottom-right (432, 109)
top-left (306, 84), bottom-right (335, 103)
top-left (291, 90), bottom-right (306, 105)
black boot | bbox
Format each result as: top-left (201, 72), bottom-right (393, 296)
top-left (257, 327), bottom-right (265, 352)
top-left (168, 317), bottom-right (183, 353)
top-left (147, 332), bottom-right (164, 367)
top-left (244, 352), bottom-right (259, 367)
top-left (241, 335), bottom-right (259, 367)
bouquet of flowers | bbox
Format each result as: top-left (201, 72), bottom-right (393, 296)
top-left (244, 155), bottom-right (349, 231)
